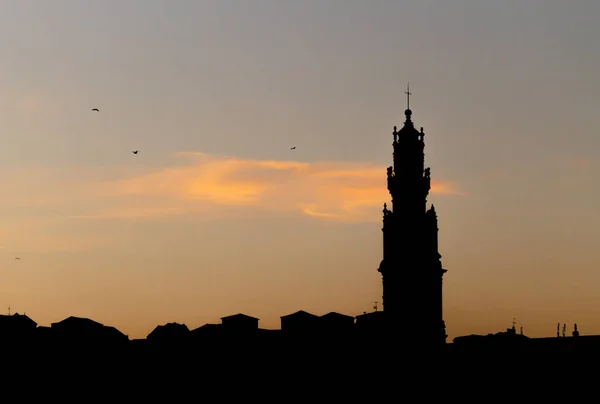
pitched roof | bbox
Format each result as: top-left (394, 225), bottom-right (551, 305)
top-left (321, 312), bottom-right (355, 320)
top-left (0, 313), bottom-right (37, 328)
top-left (103, 325), bottom-right (128, 339)
top-left (51, 316), bottom-right (104, 328)
top-left (147, 322), bottom-right (190, 339)
top-left (280, 310), bottom-right (319, 319)
top-left (221, 313), bottom-right (259, 321)
top-left (191, 323), bottom-right (221, 333)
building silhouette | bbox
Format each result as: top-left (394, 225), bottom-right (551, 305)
top-left (221, 313), bottom-right (259, 336)
top-left (281, 310), bottom-right (320, 337)
top-left (7, 96), bottom-right (599, 367)
top-left (377, 87), bottom-right (448, 349)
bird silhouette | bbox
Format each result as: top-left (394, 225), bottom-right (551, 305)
top-left (14, 257), bottom-right (20, 260)
top-left (92, 108), bottom-right (99, 112)
top-left (290, 147), bottom-right (296, 150)
top-left (132, 150), bottom-right (139, 154)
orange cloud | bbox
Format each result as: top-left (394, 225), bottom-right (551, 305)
top-left (0, 152), bottom-right (461, 223)
top-left (78, 152), bottom-right (462, 222)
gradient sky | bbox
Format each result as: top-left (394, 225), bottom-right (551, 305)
top-left (0, 0), bottom-right (599, 340)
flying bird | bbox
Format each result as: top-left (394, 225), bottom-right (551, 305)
top-left (92, 108), bottom-right (99, 112)
top-left (132, 150), bottom-right (139, 154)
top-left (14, 257), bottom-right (20, 260)
top-left (290, 147), bottom-right (296, 150)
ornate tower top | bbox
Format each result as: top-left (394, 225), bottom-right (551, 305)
top-left (399, 82), bottom-right (416, 128)
top-left (391, 83), bottom-right (420, 142)
top-left (405, 82), bottom-right (412, 120)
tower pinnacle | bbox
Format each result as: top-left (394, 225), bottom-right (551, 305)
top-left (405, 82), bottom-right (412, 111)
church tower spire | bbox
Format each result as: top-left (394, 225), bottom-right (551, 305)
top-left (378, 87), bottom-right (448, 350)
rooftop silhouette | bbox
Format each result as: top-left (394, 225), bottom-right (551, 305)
top-left (2, 101), bottom-right (595, 362)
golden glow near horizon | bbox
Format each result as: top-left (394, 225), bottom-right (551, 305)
top-left (1, 1), bottom-right (599, 340)
top-left (0, 152), bottom-right (461, 337)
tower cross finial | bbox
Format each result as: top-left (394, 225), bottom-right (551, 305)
top-left (405, 82), bottom-right (412, 110)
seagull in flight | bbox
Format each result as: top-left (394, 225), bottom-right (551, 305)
top-left (290, 147), bottom-right (296, 150)
top-left (132, 150), bottom-right (139, 154)
top-left (92, 108), bottom-right (99, 112)
top-left (14, 257), bottom-right (20, 260)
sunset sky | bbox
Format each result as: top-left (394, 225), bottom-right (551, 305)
top-left (1, 0), bottom-right (599, 340)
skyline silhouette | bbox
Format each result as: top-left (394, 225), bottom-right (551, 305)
top-left (1, 306), bottom-right (597, 356)
top-left (1, 1), bottom-right (599, 341)
top-left (0, 101), bottom-right (589, 345)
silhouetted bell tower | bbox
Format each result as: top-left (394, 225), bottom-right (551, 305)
top-left (377, 84), bottom-right (448, 349)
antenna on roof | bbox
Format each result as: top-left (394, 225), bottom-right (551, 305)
top-left (512, 318), bottom-right (517, 330)
top-left (373, 301), bottom-right (378, 312)
top-left (7, 306), bottom-right (10, 315)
